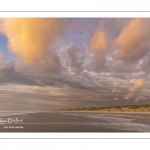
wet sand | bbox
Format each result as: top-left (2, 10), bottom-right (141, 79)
top-left (0, 111), bottom-right (150, 132)
top-left (59, 111), bottom-right (150, 114)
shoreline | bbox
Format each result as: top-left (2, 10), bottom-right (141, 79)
top-left (58, 111), bottom-right (150, 114)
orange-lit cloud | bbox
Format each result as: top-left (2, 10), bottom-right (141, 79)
top-left (0, 18), bottom-right (65, 70)
top-left (89, 29), bottom-right (109, 71)
top-left (114, 18), bottom-right (150, 62)
top-left (129, 79), bottom-right (145, 92)
top-left (90, 30), bottom-right (109, 52)
top-left (124, 92), bottom-right (134, 100)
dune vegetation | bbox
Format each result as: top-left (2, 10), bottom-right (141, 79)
top-left (59, 104), bottom-right (150, 112)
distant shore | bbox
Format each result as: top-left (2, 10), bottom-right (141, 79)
top-left (59, 104), bottom-right (150, 114)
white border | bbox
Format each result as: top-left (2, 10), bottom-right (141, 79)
top-left (1, 138), bottom-right (149, 150)
top-left (0, 0), bottom-right (149, 12)
top-left (0, 133), bottom-right (149, 138)
top-left (0, 12), bottom-right (150, 18)
top-left (0, 9), bottom-right (150, 139)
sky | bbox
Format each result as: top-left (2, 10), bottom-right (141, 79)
top-left (0, 18), bottom-right (150, 111)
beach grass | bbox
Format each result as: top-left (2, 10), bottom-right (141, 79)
top-left (59, 104), bottom-right (150, 112)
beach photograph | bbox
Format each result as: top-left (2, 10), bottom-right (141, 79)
top-left (0, 18), bottom-right (150, 132)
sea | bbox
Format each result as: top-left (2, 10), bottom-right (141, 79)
top-left (0, 111), bottom-right (150, 132)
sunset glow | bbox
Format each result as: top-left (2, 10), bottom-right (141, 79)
top-left (0, 18), bottom-right (149, 111)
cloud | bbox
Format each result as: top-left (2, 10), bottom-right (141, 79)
top-left (0, 18), bottom-right (66, 71)
top-left (0, 18), bottom-right (150, 110)
top-left (113, 97), bottom-right (119, 101)
top-left (67, 45), bottom-right (84, 72)
top-left (141, 53), bottom-right (150, 74)
top-left (97, 18), bottom-right (131, 40)
top-left (129, 79), bottom-right (145, 92)
top-left (89, 29), bottom-right (109, 71)
top-left (112, 88), bottom-right (121, 93)
top-left (114, 18), bottom-right (150, 62)
top-left (93, 52), bottom-right (106, 72)
top-left (0, 52), bottom-right (9, 69)
top-left (124, 92), bottom-right (134, 100)
top-left (135, 96), bottom-right (146, 102)
top-left (90, 30), bottom-right (109, 52)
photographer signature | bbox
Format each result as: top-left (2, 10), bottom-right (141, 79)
top-left (0, 117), bottom-right (23, 124)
